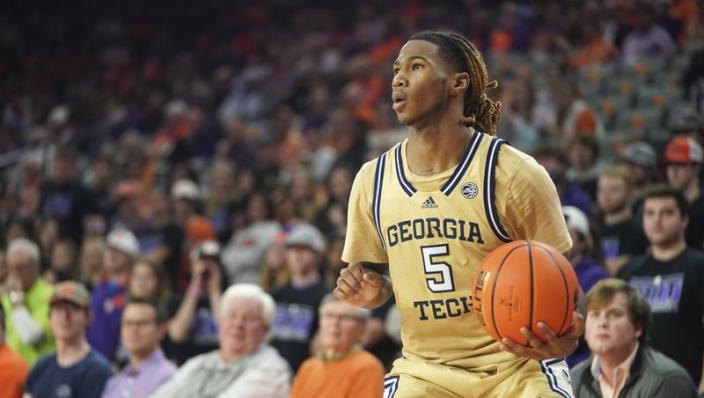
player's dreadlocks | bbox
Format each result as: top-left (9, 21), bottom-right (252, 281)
top-left (409, 31), bottom-right (502, 136)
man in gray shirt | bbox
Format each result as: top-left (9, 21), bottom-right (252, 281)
top-left (151, 284), bottom-right (290, 398)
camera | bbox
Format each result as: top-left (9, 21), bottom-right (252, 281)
top-left (191, 240), bottom-right (221, 263)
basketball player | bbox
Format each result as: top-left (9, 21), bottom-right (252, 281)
top-left (335, 31), bottom-right (583, 398)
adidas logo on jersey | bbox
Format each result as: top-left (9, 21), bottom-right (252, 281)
top-left (421, 196), bottom-right (438, 209)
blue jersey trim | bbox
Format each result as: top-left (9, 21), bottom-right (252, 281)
top-left (373, 153), bottom-right (387, 250)
top-left (441, 131), bottom-right (484, 196)
top-left (483, 138), bottom-right (512, 242)
top-left (394, 144), bottom-right (416, 197)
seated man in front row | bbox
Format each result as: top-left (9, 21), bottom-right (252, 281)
top-left (570, 278), bottom-right (698, 398)
top-left (151, 284), bottom-right (290, 398)
top-left (289, 293), bottom-right (385, 397)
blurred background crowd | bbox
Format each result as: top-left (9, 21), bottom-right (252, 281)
top-left (1, 0), bottom-right (704, 396)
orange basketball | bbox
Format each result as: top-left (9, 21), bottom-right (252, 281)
top-left (472, 240), bottom-right (581, 346)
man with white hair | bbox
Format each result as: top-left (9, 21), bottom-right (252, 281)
top-left (151, 283), bottom-right (290, 398)
top-left (1, 238), bottom-right (55, 365)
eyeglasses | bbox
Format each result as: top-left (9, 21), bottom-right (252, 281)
top-left (321, 312), bottom-right (362, 322)
top-left (121, 319), bottom-right (157, 328)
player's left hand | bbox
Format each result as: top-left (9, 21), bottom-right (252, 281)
top-left (499, 311), bottom-right (584, 361)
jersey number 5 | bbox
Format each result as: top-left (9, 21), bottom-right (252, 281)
top-left (421, 244), bottom-right (455, 292)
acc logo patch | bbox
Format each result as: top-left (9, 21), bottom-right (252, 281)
top-left (461, 182), bottom-right (479, 199)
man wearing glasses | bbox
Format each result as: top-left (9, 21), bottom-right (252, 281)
top-left (289, 294), bottom-right (384, 398)
top-left (23, 281), bottom-right (112, 398)
top-left (102, 298), bottom-right (176, 398)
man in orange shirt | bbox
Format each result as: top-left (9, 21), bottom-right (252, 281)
top-left (289, 294), bottom-right (384, 398)
top-left (0, 304), bottom-right (29, 398)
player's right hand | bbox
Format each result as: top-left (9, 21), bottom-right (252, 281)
top-left (334, 263), bottom-right (382, 308)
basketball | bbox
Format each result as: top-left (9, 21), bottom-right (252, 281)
top-left (472, 240), bottom-right (581, 346)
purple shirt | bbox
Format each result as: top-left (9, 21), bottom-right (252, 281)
top-left (102, 349), bottom-right (176, 398)
top-left (87, 279), bottom-right (127, 359)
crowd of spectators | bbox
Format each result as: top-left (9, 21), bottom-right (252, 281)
top-left (1, 0), bottom-right (704, 397)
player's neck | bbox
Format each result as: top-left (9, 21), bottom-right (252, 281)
top-left (406, 124), bottom-right (472, 176)
top-left (650, 238), bottom-right (687, 261)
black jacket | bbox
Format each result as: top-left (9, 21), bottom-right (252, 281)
top-left (570, 345), bottom-right (698, 398)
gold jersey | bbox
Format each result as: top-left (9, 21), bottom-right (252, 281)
top-left (342, 131), bottom-right (572, 371)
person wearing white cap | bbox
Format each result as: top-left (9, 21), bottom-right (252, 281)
top-left (87, 228), bottom-right (139, 360)
top-left (269, 222), bottom-right (330, 373)
top-left (562, 205), bottom-right (608, 368)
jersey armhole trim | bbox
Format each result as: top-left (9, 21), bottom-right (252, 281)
top-left (484, 138), bottom-right (512, 242)
top-left (373, 153), bottom-right (388, 251)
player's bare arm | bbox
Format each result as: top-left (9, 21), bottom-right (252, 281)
top-left (334, 262), bottom-right (393, 309)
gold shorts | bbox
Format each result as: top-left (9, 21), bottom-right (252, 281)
top-left (383, 357), bottom-right (574, 398)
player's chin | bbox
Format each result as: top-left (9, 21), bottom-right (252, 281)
top-left (395, 112), bottom-right (416, 126)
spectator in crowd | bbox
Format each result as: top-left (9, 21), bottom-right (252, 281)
top-left (562, 205), bottom-right (608, 367)
top-left (39, 146), bottom-right (97, 244)
top-left (621, 3), bottom-right (676, 66)
top-left (664, 136), bottom-right (704, 249)
top-left (618, 185), bottom-right (704, 389)
top-left (221, 193), bottom-right (280, 285)
top-left (102, 298), bottom-right (176, 398)
top-left (170, 179), bottom-right (217, 291)
top-left (152, 284), bottom-right (290, 398)
top-left (87, 228), bottom-right (139, 360)
top-left (258, 233), bottom-right (289, 294)
top-left (203, 160), bottom-right (238, 240)
top-left (1, 238), bottom-right (54, 365)
top-left (313, 165), bottom-right (354, 239)
top-left (596, 165), bottom-right (649, 275)
top-left (568, 22), bottom-right (617, 69)
top-left (270, 222), bottom-right (330, 372)
top-left (79, 238), bottom-right (105, 291)
top-left (534, 146), bottom-right (593, 216)
top-left (166, 241), bottom-right (223, 364)
top-left (571, 278), bottom-right (698, 398)
top-left (24, 281), bottom-right (113, 398)
top-left (669, 107), bottom-right (704, 149)
top-left (0, 304), bottom-right (29, 398)
top-left (289, 294), bottom-right (384, 398)
top-left (620, 141), bottom-right (660, 203)
top-left (128, 259), bottom-right (170, 305)
top-left (567, 134), bottom-right (605, 200)
top-left (44, 239), bottom-right (78, 284)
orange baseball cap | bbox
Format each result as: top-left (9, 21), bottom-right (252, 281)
top-left (665, 137), bottom-right (703, 164)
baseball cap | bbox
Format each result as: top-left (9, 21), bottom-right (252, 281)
top-left (665, 136), bottom-right (703, 164)
top-left (562, 206), bottom-right (590, 237)
top-left (50, 281), bottom-right (90, 309)
top-left (286, 223), bottom-right (326, 254)
top-left (622, 141), bottom-right (656, 168)
top-left (171, 179), bottom-right (200, 201)
top-left (106, 228), bottom-right (140, 257)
